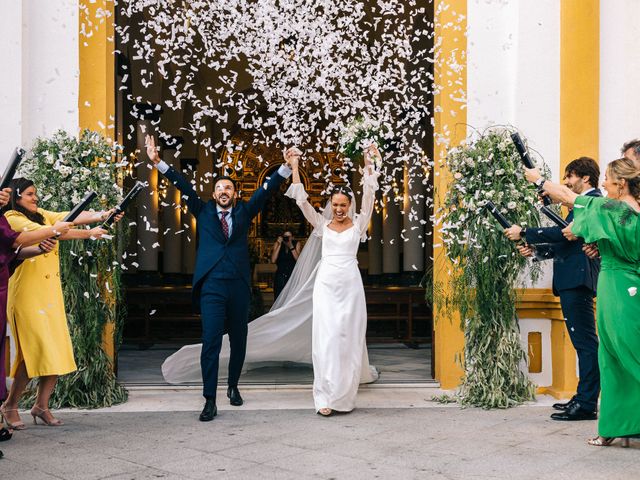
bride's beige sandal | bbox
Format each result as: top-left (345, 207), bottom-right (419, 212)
top-left (317, 408), bottom-right (333, 417)
top-left (587, 436), bottom-right (630, 448)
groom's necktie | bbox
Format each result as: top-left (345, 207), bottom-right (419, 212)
top-left (220, 211), bottom-right (230, 240)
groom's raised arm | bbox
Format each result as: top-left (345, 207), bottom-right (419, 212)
top-left (146, 134), bottom-right (204, 216)
top-left (245, 164), bottom-right (291, 219)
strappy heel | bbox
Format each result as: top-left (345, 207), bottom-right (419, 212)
top-left (0, 404), bottom-right (25, 431)
top-left (587, 436), bottom-right (630, 447)
top-left (30, 406), bottom-right (63, 426)
top-left (317, 408), bottom-right (333, 417)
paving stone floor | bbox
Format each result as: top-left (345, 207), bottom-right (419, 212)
top-left (1, 404), bottom-right (638, 479)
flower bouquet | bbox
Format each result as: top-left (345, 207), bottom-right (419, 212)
top-left (339, 116), bottom-right (389, 168)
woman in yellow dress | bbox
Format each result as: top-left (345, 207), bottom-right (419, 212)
top-left (0, 178), bottom-right (116, 428)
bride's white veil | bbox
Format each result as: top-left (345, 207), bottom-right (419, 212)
top-left (160, 188), bottom-right (377, 384)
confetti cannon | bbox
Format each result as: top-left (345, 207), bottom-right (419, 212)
top-left (102, 181), bottom-right (145, 228)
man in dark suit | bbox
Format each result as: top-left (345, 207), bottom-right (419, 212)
top-left (504, 157), bottom-right (601, 421)
top-left (146, 136), bottom-right (292, 421)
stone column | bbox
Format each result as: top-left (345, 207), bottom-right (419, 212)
top-left (403, 164), bottom-right (426, 272)
top-left (161, 136), bottom-right (183, 274)
top-left (368, 207), bottom-right (383, 275)
top-left (382, 193), bottom-right (401, 274)
top-left (134, 103), bottom-right (162, 271)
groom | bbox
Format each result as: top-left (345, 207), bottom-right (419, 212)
top-left (146, 136), bottom-right (292, 421)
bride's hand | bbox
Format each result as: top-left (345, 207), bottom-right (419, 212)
top-left (284, 147), bottom-right (302, 169)
top-left (364, 144), bottom-right (381, 168)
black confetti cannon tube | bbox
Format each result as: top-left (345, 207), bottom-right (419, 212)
top-left (0, 148), bottom-right (26, 190)
top-left (484, 200), bottom-right (512, 229)
top-left (102, 181), bottom-right (145, 227)
top-left (510, 132), bottom-right (552, 206)
top-left (539, 205), bottom-right (568, 228)
top-left (63, 192), bottom-right (98, 222)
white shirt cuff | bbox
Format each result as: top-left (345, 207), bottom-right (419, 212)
top-left (156, 160), bottom-right (170, 174)
top-left (277, 164), bottom-right (292, 179)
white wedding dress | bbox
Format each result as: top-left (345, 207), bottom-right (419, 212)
top-left (286, 168), bottom-right (380, 411)
top-left (161, 169), bottom-right (379, 412)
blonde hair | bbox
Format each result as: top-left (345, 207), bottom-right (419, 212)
top-left (606, 157), bottom-right (640, 201)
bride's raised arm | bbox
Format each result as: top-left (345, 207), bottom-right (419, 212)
top-left (284, 148), bottom-right (325, 231)
top-left (354, 145), bottom-right (381, 235)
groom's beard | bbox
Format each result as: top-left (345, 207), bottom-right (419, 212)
top-left (215, 195), bottom-right (235, 209)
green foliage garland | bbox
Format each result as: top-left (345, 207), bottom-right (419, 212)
top-left (18, 129), bottom-right (128, 408)
top-left (438, 129), bottom-right (548, 408)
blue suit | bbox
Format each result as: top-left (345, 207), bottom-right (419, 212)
top-left (161, 165), bottom-right (288, 399)
top-left (524, 189), bottom-right (601, 410)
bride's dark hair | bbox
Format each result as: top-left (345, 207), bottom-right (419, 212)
top-left (330, 185), bottom-right (353, 202)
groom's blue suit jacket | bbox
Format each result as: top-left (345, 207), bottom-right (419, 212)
top-left (161, 166), bottom-right (287, 311)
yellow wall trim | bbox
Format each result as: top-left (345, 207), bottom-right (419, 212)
top-left (432, 0), bottom-right (467, 390)
top-left (560, 0), bottom-right (599, 172)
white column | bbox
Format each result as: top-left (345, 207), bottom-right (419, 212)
top-left (599, 0), bottom-right (640, 163)
top-left (0, 0), bottom-right (79, 164)
top-left (466, 0), bottom-right (561, 290)
top-left (21, 0), bottom-right (79, 146)
top-left (161, 136), bottom-right (183, 273)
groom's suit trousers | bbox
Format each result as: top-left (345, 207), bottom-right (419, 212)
top-left (200, 274), bottom-right (251, 400)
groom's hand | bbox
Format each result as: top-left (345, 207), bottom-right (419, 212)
top-left (284, 147), bottom-right (302, 168)
top-left (145, 134), bottom-right (160, 165)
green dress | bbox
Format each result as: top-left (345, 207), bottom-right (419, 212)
top-left (572, 196), bottom-right (640, 437)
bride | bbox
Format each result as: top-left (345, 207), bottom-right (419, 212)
top-left (161, 146), bottom-right (380, 413)
top-left (285, 145), bottom-right (381, 416)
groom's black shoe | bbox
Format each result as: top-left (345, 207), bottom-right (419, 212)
top-left (227, 386), bottom-right (243, 406)
top-left (199, 398), bottom-right (217, 422)
top-left (550, 402), bottom-right (596, 421)
top-left (552, 397), bottom-right (576, 411)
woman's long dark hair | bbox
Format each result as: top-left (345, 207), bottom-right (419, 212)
top-left (2, 178), bottom-right (46, 225)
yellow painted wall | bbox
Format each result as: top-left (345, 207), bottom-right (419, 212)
top-left (432, 0), bottom-right (467, 389)
top-left (79, 1), bottom-right (115, 137)
top-left (560, 0), bottom-right (599, 171)
top-left (78, 1), bottom-right (116, 359)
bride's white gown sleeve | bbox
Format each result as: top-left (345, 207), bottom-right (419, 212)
top-left (161, 168), bottom-right (380, 410)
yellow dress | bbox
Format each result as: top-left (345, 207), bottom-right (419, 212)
top-left (6, 208), bottom-right (77, 377)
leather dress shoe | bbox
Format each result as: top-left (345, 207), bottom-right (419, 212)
top-left (550, 401), bottom-right (596, 421)
top-left (199, 399), bottom-right (217, 422)
top-left (227, 386), bottom-right (243, 406)
top-left (552, 398), bottom-right (576, 411)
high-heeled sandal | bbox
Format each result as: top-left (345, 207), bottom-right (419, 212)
top-left (587, 436), bottom-right (630, 448)
top-left (0, 427), bottom-right (12, 442)
top-left (317, 408), bottom-right (333, 417)
top-left (0, 405), bottom-right (26, 431)
top-left (30, 406), bottom-right (63, 426)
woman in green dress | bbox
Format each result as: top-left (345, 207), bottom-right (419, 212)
top-left (525, 157), bottom-right (640, 448)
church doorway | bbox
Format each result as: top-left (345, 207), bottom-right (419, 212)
top-left (113, 1), bottom-right (435, 387)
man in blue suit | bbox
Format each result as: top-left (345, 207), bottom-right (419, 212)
top-left (504, 157), bottom-right (601, 421)
top-left (146, 136), bottom-right (292, 421)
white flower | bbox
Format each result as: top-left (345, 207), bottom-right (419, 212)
top-left (454, 172), bottom-right (462, 179)
top-left (507, 201), bottom-right (517, 210)
top-left (628, 287), bottom-right (637, 297)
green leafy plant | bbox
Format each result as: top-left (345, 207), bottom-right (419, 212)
top-left (436, 128), bottom-right (549, 408)
top-left (17, 129), bottom-right (128, 408)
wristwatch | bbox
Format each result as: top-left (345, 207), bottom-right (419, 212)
top-left (534, 177), bottom-right (545, 188)
top-left (520, 227), bottom-right (527, 239)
